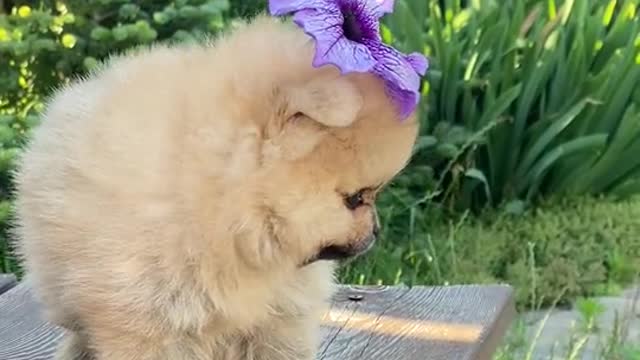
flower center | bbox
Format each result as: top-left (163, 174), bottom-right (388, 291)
top-left (342, 10), bottom-right (364, 42)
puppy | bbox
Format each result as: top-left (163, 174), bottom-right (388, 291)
top-left (12, 15), bottom-right (419, 360)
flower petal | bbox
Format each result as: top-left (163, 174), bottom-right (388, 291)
top-left (373, 0), bottom-right (395, 15)
top-left (405, 52), bottom-right (429, 76)
top-left (365, 40), bottom-right (422, 118)
top-left (385, 82), bottom-right (421, 120)
top-left (293, 9), bottom-right (377, 73)
top-left (269, 0), bottom-right (335, 16)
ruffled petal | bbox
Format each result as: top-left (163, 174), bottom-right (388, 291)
top-left (269, 0), bottom-right (335, 16)
top-left (384, 82), bottom-right (421, 120)
top-left (405, 52), bottom-right (429, 76)
top-left (294, 9), bottom-right (377, 73)
top-left (365, 40), bottom-right (422, 118)
top-left (269, 0), bottom-right (428, 120)
top-left (373, 0), bottom-right (395, 15)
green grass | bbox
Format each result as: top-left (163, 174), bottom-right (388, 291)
top-left (494, 286), bottom-right (640, 359)
top-left (340, 193), bottom-right (640, 309)
top-left (338, 189), bottom-right (640, 359)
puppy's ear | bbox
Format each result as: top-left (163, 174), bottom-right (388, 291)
top-left (287, 76), bottom-right (363, 128)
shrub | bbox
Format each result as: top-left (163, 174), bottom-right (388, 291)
top-left (1, 0), bottom-right (230, 112)
top-left (340, 194), bottom-right (640, 309)
top-left (227, 0), bottom-right (266, 18)
top-left (0, 0), bottom-right (231, 273)
top-left (383, 0), bottom-right (640, 211)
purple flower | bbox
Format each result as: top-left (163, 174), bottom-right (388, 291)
top-left (269, 0), bottom-right (428, 119)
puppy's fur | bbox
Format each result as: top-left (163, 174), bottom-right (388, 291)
top-left (13, 16), bottom-right (419, 360)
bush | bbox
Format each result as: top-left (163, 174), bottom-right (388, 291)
top-left (383, 0), bottom-right (640, 211)
top-left (340, 194), bottom-right (640, 309)
top-left (227, 0), bottom-right (266, 18)
top-left (1, 0), bottom-right (230, 111)
top-left (0, 0), bottom-right (233, 273)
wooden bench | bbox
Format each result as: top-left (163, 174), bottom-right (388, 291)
top-left (0, 273), bottom-right (16, 295)
top-left (0, 275), bottom-right (515, 359)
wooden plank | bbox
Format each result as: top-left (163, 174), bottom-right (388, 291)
top-left (0, 273), bottom-right (17, 295)
top-left (0, 283), bottom-right (63, 360)
top-left (320, 285), bottom-right (515, 360)
top-left (0, 283), bottom-right (515, 360)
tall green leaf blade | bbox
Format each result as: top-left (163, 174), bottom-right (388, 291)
top-left (516, 98), bottom-right (593, 181)
top-left (522, 134), bottom-right (608, 200)
top-left (507, 48), bottom-right (558, 184)
top-left (396, 0), bottom-right (424, 53)
top-left (611, 178), bottom-right (640, 198)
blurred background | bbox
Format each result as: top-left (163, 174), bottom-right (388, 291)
top-left (0, 0), bottom-right (638, 358)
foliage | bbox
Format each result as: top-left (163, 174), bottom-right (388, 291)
top-left (383, 0), bottom-right (640, 211)
top-left (340, 194), bottom-right (640, 309)
top-left (1, 0), bottom-right (230, 112)
top-left (227, 0), bottom-right (266, 18)
top-left (495, 292), bottom-right (639, 360)
top-left (0, 0), bottom-right (231, 273)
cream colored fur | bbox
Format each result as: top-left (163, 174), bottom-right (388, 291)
top-left (12, 15), bottom-right (419, 360)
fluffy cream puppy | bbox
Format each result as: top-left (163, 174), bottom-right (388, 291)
top-left (12, 15), bottom-right (419, 360)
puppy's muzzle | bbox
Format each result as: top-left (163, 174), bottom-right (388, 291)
top-left (307, 223), bottom-right (379, 265)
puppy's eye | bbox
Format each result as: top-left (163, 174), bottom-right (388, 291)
top-left (344, 190), bottom-right (365, 210)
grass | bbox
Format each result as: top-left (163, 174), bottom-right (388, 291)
top-left (494, 282), bottom-right (639, 360)
top-left (340, 193), bottom-right (640, 309)
top-left (338, 189), bottom-right (640, 359)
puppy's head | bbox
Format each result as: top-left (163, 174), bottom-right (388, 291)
top-left (218, 17), bottom-right (420, 271)
top-left (254, 68), bottom-right (419, 267)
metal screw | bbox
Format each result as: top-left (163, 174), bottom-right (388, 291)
top-left (348, 294), bottom-right (364, 302)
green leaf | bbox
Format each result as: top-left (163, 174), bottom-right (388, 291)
top-left (395, 0), bottom-right (423, 52)
top-left (83, 56), bottom-right (99, 70)
top-left (60, 33), bottom-right (76, 48)
top-left (112, 27), bottom-right (129, 41)
top-left (465, 168), bottom-right (492, 202)
top-left (509, 50), bottom-right (558, 173)
top-left (90, 26), bottom-right (111, 40)
top-left (414, 136), bottom-right (438, 154)
top-left (522, 135), bottom-right (608, 200)
top-left (480, 84), bottom-right (522, 192)
top-left (602, 0), bottom-right (617, 26)
top-left (478, 84), bottom-right (523, 127)
top-left (504, 199), bottom-right (526, 215)
top-left (516, 98), bottom-right (595, 181)
top-left (435, 143), bottom-right (459, 159)
top-left (153, 12), bottom-right (170, 25)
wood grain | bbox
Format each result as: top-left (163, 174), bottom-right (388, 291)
top-left (0, 283), bottom-right (63, 360)
top-left (0, 273), bottom-right (16, 295)
top-left (320, 285), bottom-right (515, 360)
top-left (0, 283), bottom-right (515, 360)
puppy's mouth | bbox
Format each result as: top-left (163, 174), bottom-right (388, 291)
top-left (315, 244), bottom-right (357, 261)
top-left (302, 234), bottom-right (376, 266)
